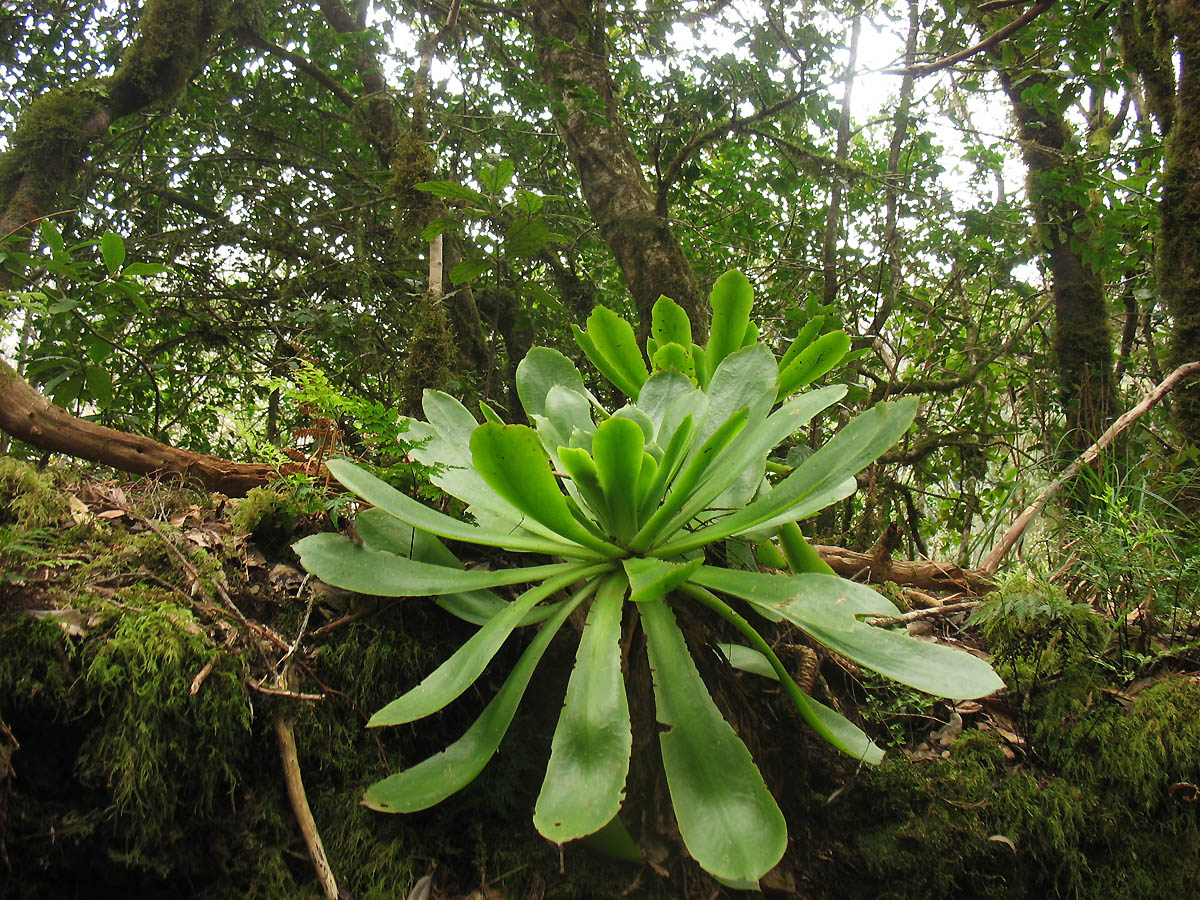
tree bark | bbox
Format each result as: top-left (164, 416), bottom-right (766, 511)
top-left (1001, 71), bottom-right (1116, 449)
top-left (1160, 1), bottom-right (1200, 445)
top-left (526, 0), bottom-right (703, 337)
top-left (813, 543), bottom-right (995, 595)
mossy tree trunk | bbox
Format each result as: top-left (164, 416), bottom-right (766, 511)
top-left (1160, 1), bottom-right (1200, 445)
top-left (1001, 71), bottom-right (1117, 451)
top-left (527, 0), bottom-right (705, 339)
top-left (0, 0), bottom-right (234, 238)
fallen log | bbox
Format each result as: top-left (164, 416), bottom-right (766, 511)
top-left (0, 359), bottom-right (276, 496)
top-left (815, 544), bottom-right (996, 595)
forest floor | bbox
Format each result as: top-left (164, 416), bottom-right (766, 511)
top-left (1, 457), bottom-right (1199, 899)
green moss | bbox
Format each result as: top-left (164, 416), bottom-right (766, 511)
top-left (0, 87), bottom-right (106, 203)
top-left (75, 595), bottom-right (250, 866)
top-left (401, 299), bottom-right (457, 415)
top-left (0, 456), bottom-right (68, 530)
top-left (389, 129), bottom-right (436, 239)
top-left (830, 673), bottom-right (1200, 900)
top-left (0, 615), bottom-right (75, 714)
top-left (230, 484), bottom-right (300, 548)
top-left (113, 0), bottom-right (227, 106)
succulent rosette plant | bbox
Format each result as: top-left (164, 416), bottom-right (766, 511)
top-left (294, 271), bottom-right (1002, 887)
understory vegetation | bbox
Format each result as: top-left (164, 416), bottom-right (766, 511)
top-left (2, 452), bottom-right (1199, 898)
top-left (4, 0), bottom-right (1200, 895)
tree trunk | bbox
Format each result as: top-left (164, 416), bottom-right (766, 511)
top-left (1001, 72), bottom-right (1116, 449)
top-left (526, 0), bottom-right (703, 337)
top-left (1161, 2), bottom-right (1200, 445)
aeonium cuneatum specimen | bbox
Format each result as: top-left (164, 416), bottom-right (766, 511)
top-left (294, 271), bottom-right (1003, 887)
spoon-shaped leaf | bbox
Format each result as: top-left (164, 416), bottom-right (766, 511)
top-left (705, 270), bottom-right (755, 378)
top-left (517, 347), bottom-right (587, 418)
top-left (534, 575), bottom-right (631, 842)
top-left (369, 563), bottom-right (609, 726)
top-left (640, 597), bottom-right (787, 883)
top-left (325, 458), bottom-right (585, 556)
top-left (580, 305), bottom-right (649, 399)
top-left (592, 416), bottom-right (645, 543)
top-left (471, 424), bottom-right (619, 555)
top-left (363, 582), bottom-right (593, 812)
top-left (651, 294), bottom-right (692, 352)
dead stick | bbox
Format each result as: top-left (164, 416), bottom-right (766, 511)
top-left (980, 361), bottom-right (1200, 575)
top-left (276, 666), bottom-right (340, 899)
top-left (867, 601), bottom-right (982, 628)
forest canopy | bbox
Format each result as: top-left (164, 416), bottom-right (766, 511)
top-left (1, 0), bottom-right (1199, 562)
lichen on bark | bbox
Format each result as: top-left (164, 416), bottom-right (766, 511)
top-left (1161, 1), bottom-right (1200, 445)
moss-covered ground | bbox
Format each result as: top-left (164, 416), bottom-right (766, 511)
top-left (1, 459), bottom-right (1198, 898)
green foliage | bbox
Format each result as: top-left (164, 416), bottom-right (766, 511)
top-left (969, 576), bottom-right (1107, 692)
top-left (296, 273), bottom-right (1002, 886)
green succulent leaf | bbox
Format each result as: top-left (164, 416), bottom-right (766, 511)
top-left (293, 533), bottom-right (584, 597)
top-left (355, 507), bottom-right (526, 625)
top-left (641, 597), bottom-right (787, 883)
top-left (517, 347), bottom-right (587, 419)
top-left (369, 565), bottom-right (608, 726)
top-left (684, 582), bottom-right (884, 763)
top-left (592, 416), bottom-right (646, 543)
top-left (692, 568), bottom-right (1004, 699)
top-left (412, 393), bottom-right (563, 540)
top-left (777, 521), bottom-right (836, 575)
top-left (656, 398), bottom-right (917, 555)
top-left (631, 406), bottom-right (749, 553)
top-left (777, 330), bottom-right (851, 399)
top-left (779, 316), bottom-right (825, 370)
top-left (651, 342), bottom-right (695, 380)
top-left (705, 270), bottom-right (755, 378)
top-left (362, 582), bottom-right (591, 813)
top-left (325, 458), bottom-right (585, 556)
top-left (470, 424), bottom-right (619, 554)
top-left (650, 294), bottom-right (693, 353)
top-left (557, 446), bottom-right (610, 525)
top-left (622, 556), bottom-right (703, 603)
top-left (575, 306), bottom-right (649, 399)
top-left (534, 575), bottom-right (631, 842)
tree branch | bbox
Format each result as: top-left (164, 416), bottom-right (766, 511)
top-left (654, 90), bottom-right (809, 216)
top-left (0, 358), bottom-right (276, 496)
top-left (885, 0), bottom-right (1054, 78)
top-left (238, 28), bottom-right (357, 109)
top-left (980, 361), bottom-right (1200, 575)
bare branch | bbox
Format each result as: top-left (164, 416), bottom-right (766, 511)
top-left (885, 0), bottom-right (1054, 78)
top-left (980, 361), bottom-right (1200, 575)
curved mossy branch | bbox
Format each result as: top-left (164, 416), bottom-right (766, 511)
top-left (0, 0), bottom-right (235, 238)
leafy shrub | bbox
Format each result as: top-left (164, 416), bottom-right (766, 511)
top-left (295, 271), bottom-right (1002, 887)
